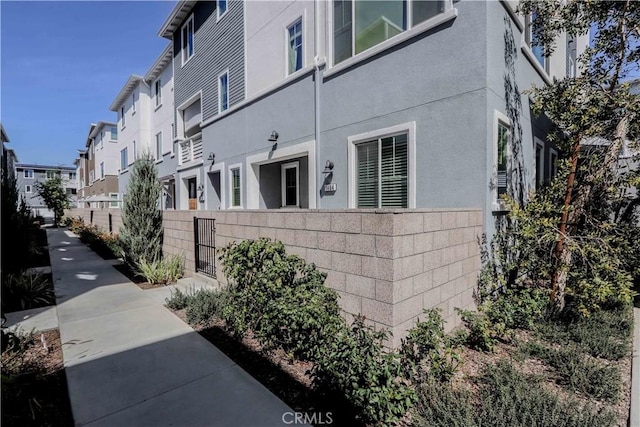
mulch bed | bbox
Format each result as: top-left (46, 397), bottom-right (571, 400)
top-left (1, 329), bottom-right (74, 427)
top-left (169, 309), bottom-right (362, 427)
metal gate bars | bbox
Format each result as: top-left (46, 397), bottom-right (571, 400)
top-left (193, 217), bottom-right (216, 278)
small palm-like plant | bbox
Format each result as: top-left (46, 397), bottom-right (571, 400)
top-left (1, 274), bottom-right (55, 312)
top-left (136, 255), bottom-right (185, 285)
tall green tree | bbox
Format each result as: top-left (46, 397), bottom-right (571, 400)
top-left (119, 152), bottom-right (163, 268)
top-left (1, 164), bottom-right (34, 274)
top-left (517, 0), bottom-right (640, 310)
top-left (35, 175), bottom-right (70, 227)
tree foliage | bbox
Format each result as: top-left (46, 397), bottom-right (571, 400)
top-left (512, 0), bottom-right (640, 311)
top-left (35, 175), bottom-right (70, 226)
top-left (1, 164), bottom-right (34, 275)
top-left (119, 152), bottom-right (163, 268)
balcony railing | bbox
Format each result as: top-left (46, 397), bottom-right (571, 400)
top-left (178, 136), bottom-right (203, 166)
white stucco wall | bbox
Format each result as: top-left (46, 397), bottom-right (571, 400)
top-left (245, 0), bottom-right (316, 98)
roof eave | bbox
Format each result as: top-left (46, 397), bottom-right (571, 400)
top-left (144, 44), bottom-right (173, 82)
top-left (157, 1), bottom-right (196, 39)
top-left (109, 75), bottom-right (144, 111)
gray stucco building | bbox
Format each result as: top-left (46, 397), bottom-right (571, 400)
top-left (15, 163), bottom-right (78, 217)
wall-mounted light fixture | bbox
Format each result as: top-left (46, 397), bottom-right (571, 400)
top-left (207, 152), bottom-right (215, 165)
top-left (268, 130), bottom-right (279, 151)
top-left (322, 160), bottom-right (334, 174)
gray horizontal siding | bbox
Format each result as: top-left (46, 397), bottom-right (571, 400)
top-left (173, 0), bottom-right (245, 123)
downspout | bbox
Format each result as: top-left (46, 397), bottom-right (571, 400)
top-left (313, 0), bottom-right (322, 209)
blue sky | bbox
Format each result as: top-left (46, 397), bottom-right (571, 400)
top-left (1, 1), bottom-right (176, 167)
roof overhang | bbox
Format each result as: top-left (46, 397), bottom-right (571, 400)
top-left (6, 149), bottom-right (18, 162)
top-left (1, 124), bottom-right (9, 143)
top-left (145, 44), bottom-right (173, 82)
top-left (109, 75), bottom-right (144, 111)
top-left (85, 124), bottom-right (96, 147)
top-left (89, 121), bottom-right (117, 138)
top-left (158, 1), bottom-right (197, 39)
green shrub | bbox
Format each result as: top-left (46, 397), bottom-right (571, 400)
top-left (400, 308), bottom-right (462, 381)
top-left (219, 238), bottom-right (342, 360)
top-left (310, 317), bottom-right (416, 426)
top-left (119, 153), bottom-right (163, 268)
top-left (521, 341), bottom-right (621, 401)
top-left (484, 286), bottom-right (551, 330)
top-left (165, 288), bottom-right (191, 310)
top-left (136, 255), bottom-right (185, 285)
top-left (536, 307), bottom-right (633, 361)
top-left (1, 273), bottom-right (55, 312)
top-left (411, 360), bottom-right (616, 427)
top-left (186, 289), bottom-right (228, 325)
top-left (456, 309), bottom-right (505, 352)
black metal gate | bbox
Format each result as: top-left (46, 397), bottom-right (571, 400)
top-left (194, 217), bottom-right (216, 278)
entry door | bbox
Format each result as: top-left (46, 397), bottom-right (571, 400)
top-left (188, 177), bottom-right (197, 210)
top-left (281, 162), bottom-right (299, 207)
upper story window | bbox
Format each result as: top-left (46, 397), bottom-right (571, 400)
top-left (132, 92), bottom-right (137, 113)
top-left (69, 172), bottom-right (77, 180)
top-left (181, 15), bottom-right (194, 65)
top-left (133, 140), bottom-right (137, 161)
top-left (100, 162), bottom-right (105, 179)
top-left (525, 11), bottom-right (549, 72)
top-left (110, 127), bottom-right (118, 140)
top-left (333, 0), bottom-right (447, 65)
top-left (287, 19), bottom-right (303, 75)
top-left (46, 170), bottom-right (60, 179)
top-left (24, 169), bottom-right (34, 179)
top-left (549, 148), bottom-right (558, 179)
top-left (25, 184), bottom-right (32, 193)
top-left (217, 0), bottom-right (227, 20)
top-left (156, 132), bottom-right (163, 160)
top-left (121, 147), bottom-right (128, 171)
top-left (121, 106), bottom-right (126, 128)
top-left (219, 71), bottom-right (229, 113)
top-left (155, 79), bottom-right (162, 107)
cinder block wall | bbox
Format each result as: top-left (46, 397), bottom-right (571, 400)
top-left (163, 209), bottom-right (482, 346)
top-left (65, 208), bottom-right (123, 235)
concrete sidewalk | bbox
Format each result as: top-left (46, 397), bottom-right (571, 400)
top-left (48, 228), bottom-right (294, 426)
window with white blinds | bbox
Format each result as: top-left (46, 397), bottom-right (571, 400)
top-left (356, 134), bottom-right (408, 208)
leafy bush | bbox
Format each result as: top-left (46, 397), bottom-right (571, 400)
top-left (521, 341), bottom-right (621, 401)
top-left (219, 238), bottom-right (342, 360)
top-left (310, 317), bottom-right (416, 426)
top-left (411, 360), bottom-right (616, 427)
top-left (2, 273), bottom-right (55, 312)
top-left (536, 307), bottom-right (633, 360)
top-left (400, 308), bottom-right (462, 381)
top-left (456, 309), bottom-right (505, 352)
top-left (484, 286), bottom-right (551, 330)
top-left (136, 255), bottom-right (185, 285)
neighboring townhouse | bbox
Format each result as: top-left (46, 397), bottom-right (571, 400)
top-left (110, 44), bottom-right (177, 209)
top-left (15, 163), bottom-right (77, 217)
top-left (78, 121), bottom-right (120, 208)
top-left (158, 0), bottom-right (586, 227)
top-left (1, 123), bottom-right (18, 177)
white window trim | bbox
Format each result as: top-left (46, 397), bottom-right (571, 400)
top-left (228, 163), bottom-right (243, 209)
top-left (347, 122), bottom-right (416, 209)
top-left (208, 162), bottom-right (226, 210)
top-left (181, 14), bottom-right (195, 67)
top-left (521, 13), bottom-right (551, 84)
top-left (246, 140), bottom-right (316, 209)
top-left (218, 69), bottom-right (229, 114)
top-left (216, 0), bottom-right (228, 21)
top-left (109, 193), bottom-right (120, 209)
top-left (155, 132), bottom-right (163, 161)
top-left (25, 185), bottom-right (32, 193)
top-left (285, 16), bottom-right (304, 77)
top-left (132, 92), bottom-right (137, 114)
top-left (534, 137), bottom-right (545, 188)
top-left (120, 148), bottom-right (128, 173)
top-left (176, 90), bottom-right (203, 140)
top-left (549, 147), bottom-right (558, 179)
top-left (492, 110), bottom-right (511, 212)
top-left (326, 2), bottom-right (457, 77)
top-left (121, 106), bottom-right (126, 130)
top-left (281, 161), bottom-right (300, 208)
top-left (24, 169), bottom-right (34, 179)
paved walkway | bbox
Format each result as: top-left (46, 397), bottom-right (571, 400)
top-left (47, 228), bottom-right (294, 427)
